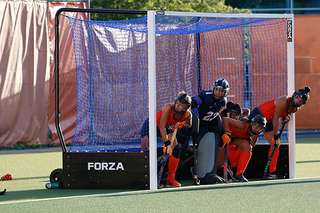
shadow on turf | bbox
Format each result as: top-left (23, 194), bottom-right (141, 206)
top-left (99, 178), bottom-right (320, 197)
top-left (297, 160), bottom-right (320, 164)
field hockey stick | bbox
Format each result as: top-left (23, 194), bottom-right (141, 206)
top-left (263, 121), bottom-right (287, 179)
top-left (157, 128), bottom-right (178, 189)
top-left (187, 110), bottom-right (200, 185)
top-left (0, 189), bottom-right (6, 195)
top-left (223, 143), bottom-right (232, 183)
top-left (192, 136), bottom-right (200, 185)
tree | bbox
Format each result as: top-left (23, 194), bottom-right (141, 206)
top-left (90, 0), bottom-right (250, 20)
top-left (90, 0), bottom-right (149, 20)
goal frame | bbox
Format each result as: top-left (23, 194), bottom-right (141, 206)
top-left (147, 11), bottom-right (295, 190)
top-left (55, 9), bottom-right (295, 190)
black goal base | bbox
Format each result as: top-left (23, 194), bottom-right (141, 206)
top-left (237, 144), bottom-right (289, 179)
top-left (175, 144), bottom-right (289, 180)
top-left (63, 152), bottom-right (149, 189)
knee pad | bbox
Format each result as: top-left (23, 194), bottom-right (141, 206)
top-left (172, 144), bottom-right (181, 158)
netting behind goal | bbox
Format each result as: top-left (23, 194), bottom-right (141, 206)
top-left (67, 14), bottom-right (289, 152)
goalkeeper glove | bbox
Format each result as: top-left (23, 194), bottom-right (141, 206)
top-left (222, 131), bottom-right (232, 148)
top-left (272, 134), bottom-right (280, 148)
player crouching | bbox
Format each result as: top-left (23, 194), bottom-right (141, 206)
top-left (222, 114), bottom-right (267, 182)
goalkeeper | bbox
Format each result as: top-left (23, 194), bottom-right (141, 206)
top-left (140, 91), bottom-right (192, 187)
top-left (248, 86), bottom-right (311, 179)
top-left (222, 114), bottom-right (267, 182)
top-left (191, 78), bottom-right (229, 184)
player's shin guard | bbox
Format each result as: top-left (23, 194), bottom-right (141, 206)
top-left (236, 152), bottom-right (252, 176)
top-left (167, 156), bottom-right (180, 182)
top-left (268, 148), bottom-right (279, 173)
top-left (228, 144), bottom-right (237, 163)
top-left (231, 147), bottom-right (243, 169)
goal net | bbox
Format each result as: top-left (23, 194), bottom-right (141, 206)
top-left (66, 12), bottom-right (293, 153)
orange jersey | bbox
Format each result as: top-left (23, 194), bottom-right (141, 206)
top-left (156, 108), bottom-right (189, 130)
top-left (258, 97), bottom-right (294, 121)
top-left (229, 123), bottom-right (250, 139)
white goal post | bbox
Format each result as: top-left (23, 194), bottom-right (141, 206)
top-left (147, 11), bottom-right (294, 190)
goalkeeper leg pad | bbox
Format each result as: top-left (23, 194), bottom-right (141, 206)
top-left (212, 133), bottom-right (221, 174)
top-left (197, 132), bottom-right (217, 179)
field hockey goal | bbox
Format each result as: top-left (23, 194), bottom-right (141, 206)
top-left (55, 9), bottom-right (295, 190)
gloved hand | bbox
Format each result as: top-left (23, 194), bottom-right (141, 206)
top-left (177, 122), bottom-right (185, 130)
top-left (163, 140), bottom-right (171, 155)
top-left (272, 134), bottom-right (280, 148)
top-left (222, 131), bottom-right (232, 148)
top-left (282, 115), bottom-right (290, 124)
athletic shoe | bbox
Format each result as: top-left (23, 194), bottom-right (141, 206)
top-left (234, 173), bottom-right (248, 182)
top-left (166, 179), bottom-right (181, 187)
top-left (228, 166), bottom-right (237, 180)
top-left (199, 173), bottom-right (224, 184)
top-left (264, 172), bottom-right (286, 180)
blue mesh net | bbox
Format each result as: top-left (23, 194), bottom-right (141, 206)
top-left (67, 14), bottom-right (288, 152)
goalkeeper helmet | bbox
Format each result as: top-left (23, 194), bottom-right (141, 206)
top-left (212, 78), bottom-right (229, 100)
top-left (249, 114), bottom-right (267, 136)
top-left (290, 86), bottom-right (311, 107)
top-left (173, 92), bottom-right (191, 115)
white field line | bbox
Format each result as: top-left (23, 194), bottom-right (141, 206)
top-left (1, 176), bottom-right (320, 205)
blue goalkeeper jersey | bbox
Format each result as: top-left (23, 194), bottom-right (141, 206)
top-left (192, 90), bottom-right (226, 127)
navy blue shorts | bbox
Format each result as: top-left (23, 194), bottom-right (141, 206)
top-left (140, 118), bottom-right (173, 138)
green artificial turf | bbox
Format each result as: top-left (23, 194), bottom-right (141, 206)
top-left (0, 137), bottom-right (319, 212)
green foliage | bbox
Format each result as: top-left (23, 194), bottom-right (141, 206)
top-left (0, 142), bottom-right (44, 150)
top-left (90, 0), bottom-right (149, 20)
top-left (90, 0), bottom-right (251, 21)
top-left (142, 0), bottom-right (250, 13)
